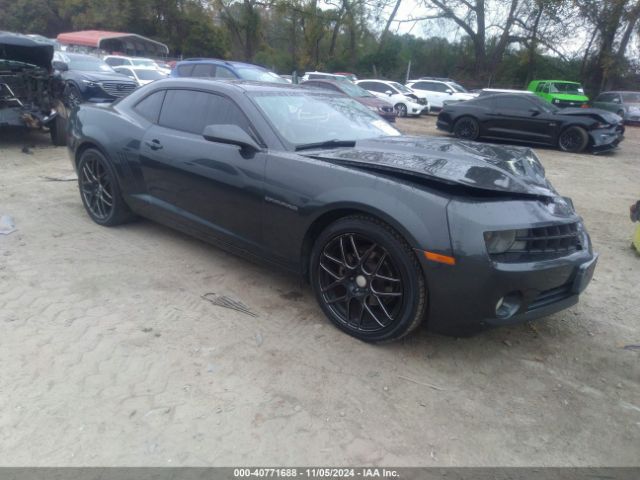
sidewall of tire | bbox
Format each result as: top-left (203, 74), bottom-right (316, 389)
top-left (310, 216), bottom-right (426, 342)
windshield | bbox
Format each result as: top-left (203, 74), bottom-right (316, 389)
top-left (449, 82), bottom-right (468, 93)
top-left (390, 82), bottom-right (412, 94)
top-left (236, 67), bottom-right (288, 83)
top-left (132, 58), bottom-right (157, 67)
top-left (338, 81), bottom-right (374, 98)
top-left (621, 92), bottom-right (640, 104)
top-left (65, 55), bottom-right (114, 72)
top-left (549, 82), bottom-right (585, 95)
top-left (136, 69), bottom-right (165, 80)
top-left (252, 92), bottom-right (400, 146)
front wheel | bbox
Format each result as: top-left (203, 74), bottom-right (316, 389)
top-left (394, 103), bottom-right (408, 117)
top-left (310, 215), bottom-right (427, 343)
top-left (558, 126), bottom-right (589, 153)
top-left (453, 116), bottom-right (480, 140)
top-left (64, 83), bottom-right (82, 108)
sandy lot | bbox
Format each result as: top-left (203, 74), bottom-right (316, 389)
top-left (0, 117), bottom-right (639, 466)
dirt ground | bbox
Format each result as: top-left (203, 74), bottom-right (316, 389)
top-left (0, 116), bottom-right (639, 467)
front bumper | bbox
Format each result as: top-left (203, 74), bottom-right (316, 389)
top-left (419, 198), bottom-right (597, 336)
top-left (589, 125), bottom-right (624, 153)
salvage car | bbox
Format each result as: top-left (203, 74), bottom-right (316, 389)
top-left (437, 93), bottom-right (624, 153)
top-left (52, 52), bottom-right (138, 107)
top-left (591, 91), bottom-right (640, 124)
top-left (302, 79), bottom-right (396, 122)
top-left (67, 79), bottom-right (598, 341)
top-left (1, 31), bottom-right (66, 145)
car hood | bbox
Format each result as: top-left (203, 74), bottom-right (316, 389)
top-left (559, 107), bottom-right (621, 123)
top-left (0, 31), bottom-right (53, 69)
top-left (550, 93), bottom-right (589, 102)
top-left (301, 136), bottom-right (557, 197)
top-left (73, 71), bottom-right (138, 83)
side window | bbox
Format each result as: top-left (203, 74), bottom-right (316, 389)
top-left (496, 95), bottom-right (534, 111)
top-left (414, 82), bottom-right (431, 90)
top-left (596, 93), bottom-right (612, 102)
top-left (613, 94), bottom-right (622, 103)
top-left (134, 90), bottom-right (166, 123)
top-left (214, 66), bottom-right (236, 79)
top-left (358, 82), bottom-right (374, 91)
top-left (192, 64), bottom-right (214, 77)
top-left (158, 90), bottom-right (252, 136)
top-left (374, 83), bottom-right (390, 93)
top-left (177, 64), bottom-right (195, 77)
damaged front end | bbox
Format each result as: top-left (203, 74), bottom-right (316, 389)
top-left (0, 31), bottom-right (66, 142)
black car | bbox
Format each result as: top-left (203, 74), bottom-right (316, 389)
top-left (437, 93), bottom-right (624, 153)
top-left (67, 79), bottom-right (597, 342)
top-left (52, 52), bottom-right (138, 106)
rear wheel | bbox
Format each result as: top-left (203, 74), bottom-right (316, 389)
top-left (453, 116), bottom-right (480, 140)
top-left (77, 148), bottom-right (135, 226)
top-left (558, 126), bottom-right (589, 153)
top-left (310, 215), bottom-right (427, 343)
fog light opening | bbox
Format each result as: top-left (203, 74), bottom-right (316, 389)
top-left (495, 292), bottom-right (522, 320)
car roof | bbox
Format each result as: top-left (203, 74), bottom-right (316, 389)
top-left (115, 65), bottom-right (159, 70)
top-left (148, 77), bottom-right (333, 94)
top-left (358, 79), bottom-right (394, 84)
top-left (533, 79), bottom-right (581, 84)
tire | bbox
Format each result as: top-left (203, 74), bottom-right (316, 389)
top-left (394, 103), bottom-right (408, 118)
top-left (558, 126), bottom-right (589, 153)
top-left (49, 114), bottom-right (67, 146)
top-left (617, 110), bottom-right (625, 118)
top-left (310, 215), bottom-right (427, 343)
top-left (64, 83), bottom-right (82, 108)
top-left (453, 116), bottom-right (480, 140)
top-left (77, 148), bottom-right (135, 226)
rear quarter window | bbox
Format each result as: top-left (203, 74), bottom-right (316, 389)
top-left (177, 64), bottom-right (195, 76)
top-left (134, 90), bottom-right (166, 123)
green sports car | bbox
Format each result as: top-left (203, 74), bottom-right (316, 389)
top-left (528, 80), bottom-right (589, 108)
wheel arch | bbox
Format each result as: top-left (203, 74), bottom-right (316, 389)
top-left (299, 204), bottom-right (423, 281)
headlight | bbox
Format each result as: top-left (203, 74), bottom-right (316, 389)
top-left (82, 80), bottom-right (98, 87)
top-left (594, 122), bottom-right (611, 128)
top-left (484, 229), bottom-right (528, 254)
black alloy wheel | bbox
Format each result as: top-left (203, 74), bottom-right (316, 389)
top-left (558, 126), bottom-right (588, 153)
top-left (311, 215), bottom-right (427, 342)
top-left (65, 84), bottom-right (82, 108)
top-left (453, 116), bottom-right (480, 140)
top-left (395, 103), bottom-right (408, 117)
top-left (77, 149), bottom-right (134, 226)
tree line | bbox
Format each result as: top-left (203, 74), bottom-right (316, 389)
top-left (1, 0), bottom-right (639, 95)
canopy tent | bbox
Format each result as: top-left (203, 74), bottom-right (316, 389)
top-left (57, 30), bottom-right (169, 57)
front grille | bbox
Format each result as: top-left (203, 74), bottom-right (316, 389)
top-left (99, 82), bottom-right (136, 98)
top-left (491, 222), bottom-right (582, 262)
top-left (417, 97), bottom-right (427, 105)
top-left (556, 100), bottom-right (586, 108)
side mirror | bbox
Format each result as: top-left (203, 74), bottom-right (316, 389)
top-left (446, 89), bottom-right (453, 95)
top-left (529, 108), bottom-right (541, 116)
top-left (52, 61), bottom-right (68, 72)
top-left (385, 90), bottom-right (393, 96)
top-left (202, 124), bottom-right (261, 152)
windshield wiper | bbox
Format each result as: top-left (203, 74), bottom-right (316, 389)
top-left (295, 139), bottom-right (356, 151)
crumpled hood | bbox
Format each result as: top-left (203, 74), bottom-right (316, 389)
top-left (0, 31), bottom-right (53, 70)
top-left (301, 136), bottom-right (558, 197)
top-left (560, 107), bottom-right (621, 124)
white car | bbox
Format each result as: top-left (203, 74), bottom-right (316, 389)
top-left (355, 79), bottom-right (428, 117)
top-left (113, 66), bottom-right (167, 86)
top-left (103, 55), bottom-right (170, 75)
top-left (405, 78), bottom-right (477, 110)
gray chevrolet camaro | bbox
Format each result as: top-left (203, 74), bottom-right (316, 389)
top-left (67, 79), bottom-right (598, 342)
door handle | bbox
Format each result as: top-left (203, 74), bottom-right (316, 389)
top-left (145, 139), bottom-right (163, 151)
